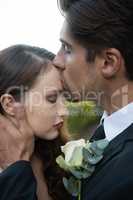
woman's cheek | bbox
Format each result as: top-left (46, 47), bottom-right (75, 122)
top-left (41, 102), bottom-right (55, 118)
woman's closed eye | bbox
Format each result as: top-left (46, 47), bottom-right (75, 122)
top-left (46, 93), bottom-right (58, 104)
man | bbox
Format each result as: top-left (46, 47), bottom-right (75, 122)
top-left (0, 0), bottom-right (133, 199)
top-left (53, 0), bottom-right (133, 200)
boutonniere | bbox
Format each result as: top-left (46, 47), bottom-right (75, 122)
top-left (56, 138), bottom-right (109, 200)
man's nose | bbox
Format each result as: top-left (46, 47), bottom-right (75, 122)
top-left (53, 53), bottom-right (66, 71)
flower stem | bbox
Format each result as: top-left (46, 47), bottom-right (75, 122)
top-left (78, 181), bottom-right (81, 200)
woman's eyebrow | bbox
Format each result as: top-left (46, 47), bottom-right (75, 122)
top-left (46, 89), bottom-right (63, 94)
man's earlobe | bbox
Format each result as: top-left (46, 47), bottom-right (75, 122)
top-left (101, 48), bottom-right (121, 79)
top-left (0, 94), bottom-right (16, 116)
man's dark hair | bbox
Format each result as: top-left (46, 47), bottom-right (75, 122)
top-left (58, 0), bottom-right (133, 80)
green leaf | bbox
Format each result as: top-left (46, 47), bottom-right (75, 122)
top-left (69, 168), bottom-right (84, 179)
top-left (69, 163), bottom-right (95, 179)
top-left (63, 177), bottom-right (80, 197)
top-left (95, 139), bottom-right (109, 150)
top-left (81, 163), bottom-right (95, 176)
top-left (83, 147), bottom-right (103, 165)
top-left (89, 139), bottom-right (109, 157)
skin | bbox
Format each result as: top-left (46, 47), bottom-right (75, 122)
top-left (54, 21), bottom-right (96, 98)
top-left (31, 156), bottom-right (52, 200)
top-left (26, 64), bottom-right (67, 200)
top-left (53, 20), bottom-right (133, 114)
top-left (24, 63), bottom-right (67, 140)
top-left (0, 63), bottom-right (67, 200)
top-left (1, 63), bottom-right (67, 141)
top-left (0, 104), bottom-right (34, 169)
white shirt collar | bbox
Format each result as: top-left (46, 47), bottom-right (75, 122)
top-left (100, 110), bottom-right (108, 124)
top-left (0, 168), bottom-right (3, 173)
top-left (101, 102), bottom-right (133, 141)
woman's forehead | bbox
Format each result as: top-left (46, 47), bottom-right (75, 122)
top-left (37, 66), bottom-right (63, 92)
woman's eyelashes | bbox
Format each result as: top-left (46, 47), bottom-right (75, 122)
top-left (46, 93), bottom-right (58, 104)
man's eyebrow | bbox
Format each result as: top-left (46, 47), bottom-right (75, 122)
top-left (60, 39), bottom-right (72, 48)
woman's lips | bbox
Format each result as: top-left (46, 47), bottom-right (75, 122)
top-left (53, 122), bottom-right (63, 130)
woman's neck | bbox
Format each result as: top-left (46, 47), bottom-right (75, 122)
top-left (31, 155), bottom-right (52, 200)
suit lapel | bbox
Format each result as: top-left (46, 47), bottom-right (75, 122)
top-left (93, 123), bottom-right (133, 173)
top-left (81, 124), bottom-right (133, 199)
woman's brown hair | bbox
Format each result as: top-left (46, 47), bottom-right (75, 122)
top-left (0, 44), bottom-right (72, 200)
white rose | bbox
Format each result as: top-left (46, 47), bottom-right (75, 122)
top-left (61, 139), bottom-right (86, 167)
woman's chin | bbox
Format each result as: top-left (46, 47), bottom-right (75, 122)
top-left (38, 129), bottom-right (59, 140)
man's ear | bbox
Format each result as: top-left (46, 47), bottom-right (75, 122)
top-left (0, 94), bottom-right (17, 116)
top-left (100, 48), bottom-right (123, 79)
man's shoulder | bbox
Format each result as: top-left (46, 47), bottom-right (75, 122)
top-left (82, 135), bottom-right (133, 200)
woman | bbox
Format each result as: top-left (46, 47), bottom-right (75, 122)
top-left (0, 45), bottom-right (72, 200)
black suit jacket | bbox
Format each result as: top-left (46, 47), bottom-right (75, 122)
top-left (0, 161), bottom-right (37, 200)
top-left (81, 123), bottom-right (133, 200)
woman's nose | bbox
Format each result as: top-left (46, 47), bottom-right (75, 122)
top-left (57, 101), bottom-right (69, 118)
top-left (53, 53), bottom-right (66, 71)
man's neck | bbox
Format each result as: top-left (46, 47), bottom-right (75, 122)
top-left (102, 82), bottom-right (133, 115)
